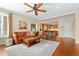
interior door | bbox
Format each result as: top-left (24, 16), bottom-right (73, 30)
top-left (63, 23), bottom-right (72, 37)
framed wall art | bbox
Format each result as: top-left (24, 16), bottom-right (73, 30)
top-left (31, 24), bottom-right (36, 31)
top-left (19, 20), bottom-right (27, 29)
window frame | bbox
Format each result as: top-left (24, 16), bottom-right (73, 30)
top-left (0, 12), bottom-right (8, 38)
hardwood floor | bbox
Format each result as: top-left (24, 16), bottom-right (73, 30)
top-left (0, 37), bottom-right (79, 56)
top-left (0, 44), bottom-right (7, 56)
top-left (53, 37), bottom-right (79, 56)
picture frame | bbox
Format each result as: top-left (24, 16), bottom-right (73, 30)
top-left (19, 20), bottom-right (27, 29)
top-left (31, 24), bottom-right (36, 31)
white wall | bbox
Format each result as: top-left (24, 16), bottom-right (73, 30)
top-left (75, 11), bottom-right (79, 43)
top-left (12, 13), bottom-right (40, 32)
top-left (59, 14), bottom-right (75, 38)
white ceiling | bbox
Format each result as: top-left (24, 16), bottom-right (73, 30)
top-left (0, 3), bottom-right (79, 20)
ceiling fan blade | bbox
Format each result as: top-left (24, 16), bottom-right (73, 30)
top-left (37, 9), bottom-right (46, 12)
top-left (35, 10), bottom-right (38, 16)
top-left (36, 3), bottom-right (43, 9)
top-left (24, 3), bottom-right (33, 9)
top-left (26, 10), bottom-right (34, 13)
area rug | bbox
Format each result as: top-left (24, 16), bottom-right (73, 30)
top-left (5, 39), bottom-right (60, 56)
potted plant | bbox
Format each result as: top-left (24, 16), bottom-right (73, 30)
top-left (35, 31), bottom-right (39, 37)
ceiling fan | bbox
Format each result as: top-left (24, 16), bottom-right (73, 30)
top-left (24, 3), bottom-right (47, 16)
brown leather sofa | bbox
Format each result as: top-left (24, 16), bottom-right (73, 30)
top-left (12, 32), bottom-right (30, 44)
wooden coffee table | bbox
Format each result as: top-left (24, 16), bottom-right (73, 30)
top-left (23, 37), bottom-right (36, 47)
top-left (23, 36), bottom-right (40, 47)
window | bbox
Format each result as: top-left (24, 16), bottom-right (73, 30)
top-left (0, 14), bottom-right (8, 37)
